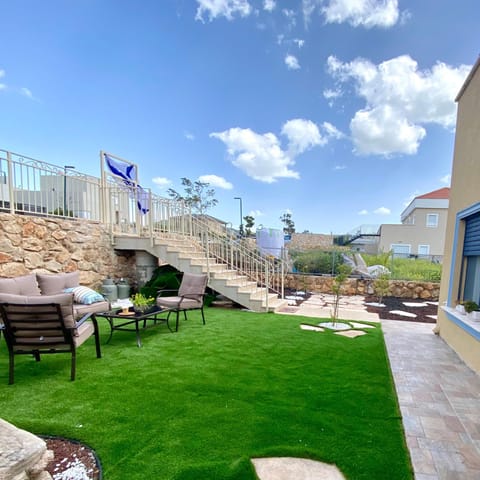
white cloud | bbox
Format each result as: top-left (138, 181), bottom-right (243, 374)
top-left (20, 87), bottom-right (33, 98)
top-left (282, 118), bottom-right (322, 154)
top-left (322, 121), bottom-right (344, 140)
top-left (285, 54), bottom-right (300, 70)
top-left (249, 209), bottom-right (263, 217)
top-left (0, 69), bottom-right (6, 90)
top-left (303, 0), bottom-right (400, 28)
top-left (293, 38), bottom-right (305, 48)
top-left (322, 0), bottom-right (400, 28)
top-left (374, 206), bottom-right (391, 215)
top-left (440, 174), bottom-right (451, 185)
top-left (184, 131), bottom-right (195, 141)
top-left (195, 0), bottom-right (252, 22)
top-left (152, 177), bottom-right (172, 188)
top-left (358, 209), bottom-right (369, 215)
top-left (323, 88), bottom-right (342, 100)
top-left (263, 0), bottom-right (276, 12)
top-left (211, 119), bottom-right (342, 183)
top-left (327, 54), bottom-right (472, 156)
top-left (211, 127), bottom-right (298, 183)
top-left (334, 165), bottom-right (346, 170)
top-left (198, 174), bottom-right (233, 189)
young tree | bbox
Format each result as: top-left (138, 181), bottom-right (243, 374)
top-left (330, 264), bottom-right (352, 324)
top-left (167, 177), bottom-right (218, 214)
top-left (280, 212), bottom-right (295, 234)
top-left (244, 215), bottom-right (255, 236)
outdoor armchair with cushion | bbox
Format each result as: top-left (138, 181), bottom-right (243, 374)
top-left (0, 292), bottom-right (101, 384)
top-left (156, 272), bottom-right (208, 332)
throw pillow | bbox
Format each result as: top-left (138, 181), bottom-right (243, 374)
top-left (64, 286), bottom-right (105, 305)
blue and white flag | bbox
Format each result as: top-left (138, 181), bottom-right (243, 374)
top-left (104, 153), bottom-right (137, 186)
top-left (104, 153), bottom-right (149, 215)
top-left (136, 185), bottom-right (150, 215)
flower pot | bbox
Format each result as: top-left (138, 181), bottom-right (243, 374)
top-left (134, 305), bottom-right (157, 315)
top-left (456, 305), bottom-right (466, 315)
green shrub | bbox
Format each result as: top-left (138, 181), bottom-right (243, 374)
top-left (291, 249), bottom-right (345, 275)
top-left (363, 254), bottom-right (442, 282)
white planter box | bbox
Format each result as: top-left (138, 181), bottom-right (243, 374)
top-left (456, 305), bottom-right (466, 315)
top-left (468, 311), bottom-right (480, 322)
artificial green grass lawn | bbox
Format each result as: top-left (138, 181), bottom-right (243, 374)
top-left (0, 308), bottom-right (413, 479)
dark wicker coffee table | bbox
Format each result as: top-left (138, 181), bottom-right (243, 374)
top-left (101, 307), bottom-right (172, 347)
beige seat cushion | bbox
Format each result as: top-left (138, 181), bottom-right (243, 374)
top-left (156, 296), bottom-right (201, 310)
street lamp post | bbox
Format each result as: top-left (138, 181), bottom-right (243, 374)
top-left (63, 165), bottom-right (75, 216)
top-left (234, 197), bottom-right (243, 237)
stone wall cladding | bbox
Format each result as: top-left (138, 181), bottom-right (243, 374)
top-left (284, 273), bottom-right (440, 300)
top-left (287, 233), bottom-right (333, 250)
top-left (0, 213), bottom-right (136, 288)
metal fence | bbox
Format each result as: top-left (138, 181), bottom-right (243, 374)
top-left (0, 149), bottom-right (102, 220)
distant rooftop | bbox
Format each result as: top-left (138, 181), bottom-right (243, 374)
top-left (401, 187), bottom-right (450, 222)
top-left (416, 187), bottom-right (450, 200)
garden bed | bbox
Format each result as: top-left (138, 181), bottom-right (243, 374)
top-left (364, 295), bottom-right (438, 323)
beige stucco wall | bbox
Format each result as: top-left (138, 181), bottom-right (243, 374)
top-left (378, 207), bottom-right (448, 258)
top-left (437, 61), bottom-right (480, 374)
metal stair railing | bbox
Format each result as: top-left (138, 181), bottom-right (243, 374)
top-left (187, 215), bottom-right (286, 306)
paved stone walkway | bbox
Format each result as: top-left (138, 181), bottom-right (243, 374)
top-left (273, 294), bottom-right (480, 479)
top-left (383, 320), bottom-right (480, 479)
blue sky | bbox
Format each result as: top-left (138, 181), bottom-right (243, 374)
top-left (0, 0), bottom-right (478, 234)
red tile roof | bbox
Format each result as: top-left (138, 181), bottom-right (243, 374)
top-left (416, 187), bottom-right (450, 200)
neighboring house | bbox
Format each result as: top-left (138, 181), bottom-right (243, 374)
top-left (343, 224), bottom-right (380, 254)
top-left (437, 57), bottom-right (480, 374)
top-left (377, 187), bottom-right (450, 261)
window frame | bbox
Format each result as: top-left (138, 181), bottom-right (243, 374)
top-left (426, 213), bottom-right (439, 228)
top-left (390, 243), bottom-right (411, 258)
top-left (418, 244), bottom-right (430, 256)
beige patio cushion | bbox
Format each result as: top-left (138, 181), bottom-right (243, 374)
top-left (36, 271), bottom-right (80, 295)
top-left (0, 274), bottom-right (41, 296)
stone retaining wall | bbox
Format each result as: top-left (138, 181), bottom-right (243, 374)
top-left (0, 213), bottom-right (136, 288)
top-left (287, 233), bottom-right (333, 250)
top-left (284, 273), bottom-right (440, 300)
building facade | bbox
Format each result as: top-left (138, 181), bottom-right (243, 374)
top-left (437, 57), bottom-right (480, 374)
top-left (377, 187), bottom-right (449, 261)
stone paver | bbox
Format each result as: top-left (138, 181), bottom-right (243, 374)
top-left (252, 457), bottom-right (346, 480)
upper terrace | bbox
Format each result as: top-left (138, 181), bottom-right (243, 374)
top-left (0, 149), bottom-right (287, 312)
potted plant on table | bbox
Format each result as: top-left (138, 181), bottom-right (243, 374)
top-left (131, 293), bottom-right (156, 314)
top-left (463, 301), bottom-right (480, 321)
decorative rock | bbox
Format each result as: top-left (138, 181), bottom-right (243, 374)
top-left (319, 322), bottom-right (351, 331)
top-left (0, 418), bottom-right (52, 480)
top-left (389, 310), bottom-right (417, 318)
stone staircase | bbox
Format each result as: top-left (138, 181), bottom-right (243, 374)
top-left (113, 234), bottom-right (288, 312)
